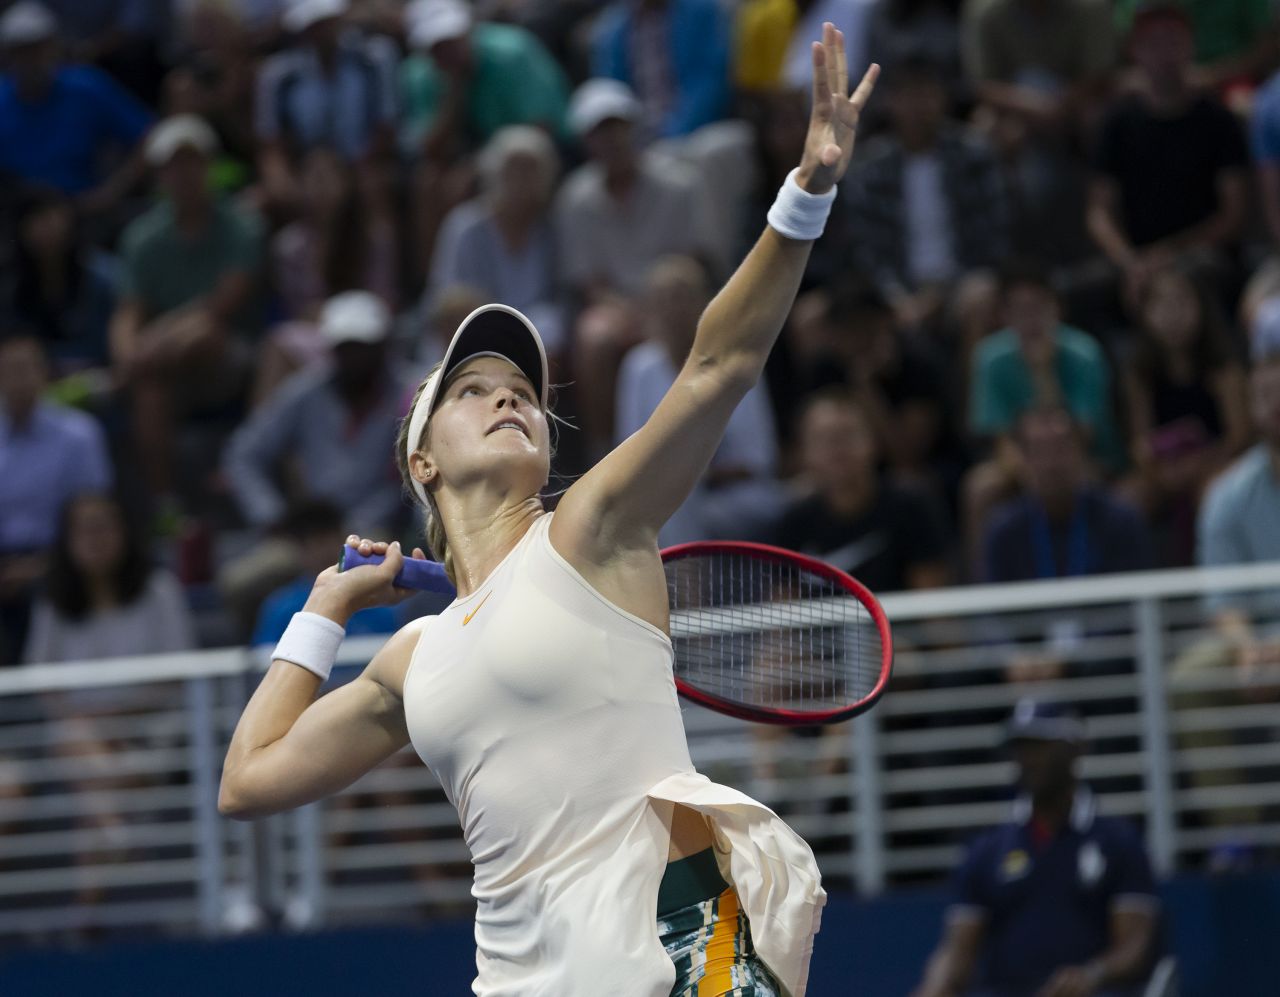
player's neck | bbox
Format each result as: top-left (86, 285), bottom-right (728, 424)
top-left (444, 496), bottom-right (545, 598)
top-left (1030, 784), bottom-right (1076, 831)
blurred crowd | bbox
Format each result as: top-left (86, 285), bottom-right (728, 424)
top-left (0, 0), bottom-right (1279, 707)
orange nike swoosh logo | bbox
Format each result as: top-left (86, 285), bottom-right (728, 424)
top-left (462, 591), bottom-right (492, 625)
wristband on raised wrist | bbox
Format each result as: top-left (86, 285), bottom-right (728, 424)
top-left (272, 611), bottom-right (345, 681)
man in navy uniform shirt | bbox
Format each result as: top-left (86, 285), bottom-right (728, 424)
top-left (912, 701), bottom-right (1159, 997)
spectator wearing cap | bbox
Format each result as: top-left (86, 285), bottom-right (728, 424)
top-left (554, 77), bottom-right (716, 460)
top-left (591, 0), bottom-right (730, 141)
top-left (255, 0), bottom-right (399, 212)
top-left (1086, 2), bottom-right (1248, 313)
top-left (843, 55), bottom-right (1005, 345)
top-left (110, 114), bottom-right (263, 515)
top-left (428, 126), bottom-right (565, 360)
top-left (0, 333), bottom-right (113, 664)
top-left (400, 0), bottom-right (568, 160)
top-left (224, 291), bottom-right (405, 535)
top-left (0, 1), bottom-right (152, 216)
top-left (912, 701), bottom-right (1159, 997)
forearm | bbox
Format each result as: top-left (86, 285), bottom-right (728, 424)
top-left (690, 222), bottom-right (814, 381)
top-left (1085, 202), bottom-right (1136, 269)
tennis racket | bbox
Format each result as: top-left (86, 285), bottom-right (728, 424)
top-left (339, 540), bottom-right (892, 724)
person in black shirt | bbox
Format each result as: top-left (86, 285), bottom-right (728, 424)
top-left (1086, 2), bottom-right (1248, 312)
top-left (769, 386), bottom-right (951, 594)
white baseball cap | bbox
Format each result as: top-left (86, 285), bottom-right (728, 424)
top-left (320, 291), bottom-right (391, 346)
top-left (145, 115), bottom-right (219, 166)
top-left (407, 0), bottom-right (472, 49)
top-left (283, 0), bottom-right (348, 33)
top-left (404, 304), bottom-right (549, 505)
top-left (568, 78), bottom-right (641, 137)
top-left (0, 2), bottom-right (57, 46)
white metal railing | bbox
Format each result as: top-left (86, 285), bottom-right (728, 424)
top-left (2, 561), bottom-right (1279, 939)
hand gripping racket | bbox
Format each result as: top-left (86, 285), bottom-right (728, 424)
top-left (339, 540), bottom-right (892, 724)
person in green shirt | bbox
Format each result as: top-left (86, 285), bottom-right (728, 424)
top-left (400, 0), bottom-right (569, 162)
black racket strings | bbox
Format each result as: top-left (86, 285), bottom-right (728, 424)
top-left (666, 550), bottom-right (881, 711)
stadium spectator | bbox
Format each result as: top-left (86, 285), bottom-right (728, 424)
top-left (110, 114), bottom-right (263, 514)
top-left (982, 406), bottom-right (1151, 583)
top-left (40, 0), bottom-right (170, 105)
top-left (257, 144), bottom-right (398, 404)
top-left (0, 1), bottom-right (152, 215)
top-left (964, 263), bottom-right (1120, 569)
top-left (962, 0), bottom-right (1116, 132)
top-left (255, 0), bottom-right (398, 212)
top-left (400, 0), bottom-right (569, 160)
top-left (982, 406), bottom-right (1152, 683)
top-left (1086, 2), bottom-right (1249, 311)
top-left (554, 78), bottom-right (715, 458)
top-left (1113, 0), bottom-right (1279, 94)
top-left (224, 291), bottom-right (404, 535)
top-left (1122, 265), bottom-right (1250, 567)
top-left (864, 0), bottom-right (964, 103)
top-left (844, 55), bottom-right (1006, 342)
top-left (251, 499), bottom-right (397, 645)
top-left (22, 492), bottom-right (195, 664)
top-left (591, 0), bottom-right (731, 140)
top-left (428, 126), bottom-right (565, 358)
top-left (812, 282), bottom-right (959, 501)
top-left (0, 334), bottom-right (112, 664)
top-left (734, 0), bottom-right (874, 96)
top-left (768, 386), bottom-right (950, 593)
top-left (912, 700), bottom-right (1159, 997)
top-left (1, 187), bottom-right (118, 378)
top-left (616, 256), bottom-right (784, 546)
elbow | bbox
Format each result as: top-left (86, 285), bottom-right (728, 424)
top-left (217, 772), bottom-right (260, 820)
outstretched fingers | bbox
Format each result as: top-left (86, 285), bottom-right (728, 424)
top-left (833, 26), bottom-right (848, 97)
top-left (810, 40), bottom-right (830, 113)
top-left (847, 63), bottom-right (880, 114)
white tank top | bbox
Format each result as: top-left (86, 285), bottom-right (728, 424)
top-left (403, 512), bottom-right (825, 997)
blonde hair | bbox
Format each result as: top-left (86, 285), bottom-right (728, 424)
top-left (394, 360), bottom-right (569, 587)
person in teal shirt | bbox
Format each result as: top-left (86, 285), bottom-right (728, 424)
top-left (400, 0), bottom-right (568, 159)
top-left (969, 263), bottom-right (1122, 470)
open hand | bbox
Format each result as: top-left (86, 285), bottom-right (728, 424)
top-left (796, 22), bottom-right (879, 195)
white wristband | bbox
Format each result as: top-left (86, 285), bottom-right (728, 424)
top-left (273, 611), bottom-right (345, 681)
top-left (766, 168), bottom-right (837, 241)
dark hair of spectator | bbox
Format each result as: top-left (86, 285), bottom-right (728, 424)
top-left (795, 383), bottom-right (874, 435)
top-left (11, 188), bottom-right (87, 342)
top-left (998, 259), bottom-right (1056, 300)
top-left (883, 52), bottom-right (947, 90)
top-left (282, 498), bottom-right (344, 539)
top-left (824, 277), bottom-right (892, 328)
top-left (883, 0), bottom-right (960, 23)
top-left (1131, 264), bottom-right (1233, 382)
top-left (44, 493), bottom-right (151, 622)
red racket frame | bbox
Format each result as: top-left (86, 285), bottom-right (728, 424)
top-left (660, 540), bottom-right (895, 726)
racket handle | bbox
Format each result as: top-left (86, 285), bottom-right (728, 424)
top-left (337, 547), bottom-right (457, 595)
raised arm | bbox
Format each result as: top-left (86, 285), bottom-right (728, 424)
top-left (219, 539), bottom-right (426, 819)
top-left (560, 24), bottom-right (878, 552)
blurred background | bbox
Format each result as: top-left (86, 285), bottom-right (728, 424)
top-left (0, 0), bottom-right (1279, 993)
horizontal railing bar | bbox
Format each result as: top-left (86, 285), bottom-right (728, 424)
top-left (0, 821), bottom-right (199, 860)
top-left (17, 747), bottom-right (193, 783)
top-left (881, 674), bottom-right (1137, 716)
top-left (1174, 742), bottom-right (1280, 772)
top-left (0, 899), bottom-right (197, 934)
top-left (0, 785), bottom-right (192, 822)
top-left (0, 857), bottom-right (198, 895)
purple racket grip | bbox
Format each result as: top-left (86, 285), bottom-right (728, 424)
top-left (337, 547), bottom-right (457, 595)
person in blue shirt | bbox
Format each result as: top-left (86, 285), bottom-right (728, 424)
top-left (252, 499), bottom-right (397, 647)
top-left (0, 2), bottom-right (152, 216)
top-left (912, 700), bottom-right (1159, 997)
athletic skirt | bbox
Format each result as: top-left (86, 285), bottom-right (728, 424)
top-left (657, 849), bottom-right (782, 997)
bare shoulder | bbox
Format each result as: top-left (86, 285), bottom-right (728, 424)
top-left (548, 488), bottom-right (670, 634)
top-left (365, 616), bottom-right (432, 701)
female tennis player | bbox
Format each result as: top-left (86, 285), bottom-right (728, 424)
top-left (220, 25), bottom-right (877, 997)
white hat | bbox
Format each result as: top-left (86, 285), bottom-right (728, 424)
top-left (145, 114), bottom-right (219, 166)
top-left (283, 0), bottom-right (347, 33)
top-left (407, 0), bottom-right (471, 49)
top-left (404, 303), bottom-right (549, 506)
top-left (568, 78), bottom-right (641, 137)
top-left (320, 291), bottom-right (391, 346)
top-left (0, 2), bottom-right (57, 46)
